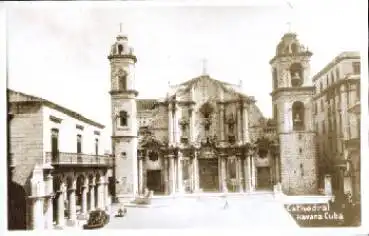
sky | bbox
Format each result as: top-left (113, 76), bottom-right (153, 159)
top-left (5, 0), bottom-right (365, 152)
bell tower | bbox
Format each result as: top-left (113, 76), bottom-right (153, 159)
top-left (270, 32), bottom-right (317, 195)
top-left (108, 25), bottom-right (139, 202)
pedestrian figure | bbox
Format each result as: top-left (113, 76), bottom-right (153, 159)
top-left (223, 199), bottom-right (229, 209)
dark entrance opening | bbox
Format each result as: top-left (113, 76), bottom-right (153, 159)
top-left (199, 159), bottom-right (219, 192)
top-left (257, 167), bottom-right (272, 190)
top-left (146, 170), bottom-right (163, 194)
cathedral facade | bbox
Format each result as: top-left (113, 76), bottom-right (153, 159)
top-left (109, 29), bottom-right (319, 201)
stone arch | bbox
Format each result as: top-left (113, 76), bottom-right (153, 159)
top-left (66, 174), bottom-right (76, 190)
top-left (52, 175), bottom-right (65, 223)
top-left (95, 172), bottom-right (101, 209)
top-left (290, 43), bottom-right (298, 54)
top-left (8, 182), bottom-right (27, 229)
top-left (76, 174), bottom-right (86, 209)
top-left (290, 63), bottom-right (304, 87)
top-left (118, 44), bottom-right (123, 55)
top-left (292, 101), bottom-right (305, 131)
top-left (87, 173), bottom-right (95, 211)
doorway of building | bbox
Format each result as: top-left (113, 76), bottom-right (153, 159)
top-left (199, 158), bottom-right (219, 192)
top-left (257, 167), bottom-right (272, 190)
top-left (146, 170), bottom-right (163, 194)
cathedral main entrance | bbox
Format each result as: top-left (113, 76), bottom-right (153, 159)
top-left (198, 159), bottom-right (219, 192)
top-left (257, 167), bottom-right (272, 190)
top-left (146, 170), bottom-right (163, 194)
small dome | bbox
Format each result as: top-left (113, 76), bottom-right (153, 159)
top-left (275, 32), bottom-right (309, 57)
top-left (108, 32), bottom-right (137, 62)
top-left (109, 32), bottom-right (135, 57)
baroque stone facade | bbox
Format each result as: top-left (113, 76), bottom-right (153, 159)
top-left (110, 30), bottom-right (321, 199)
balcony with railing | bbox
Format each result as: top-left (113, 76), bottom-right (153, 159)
top-left (45, 152), bottom-right (114, 167)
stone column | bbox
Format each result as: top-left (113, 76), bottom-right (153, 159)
top-left (138, 153), bottom-right (144, 195)
top-left (32, 198), bottom-right (44, 230)
top-left (237, 107), bottom-right (242, 145)
top-left (242, 102), bottom-right (250, 144)
top-left (174, 104), bottom-right (181, 145)
top-left (244, 156), bottom-right (252, 192)
top-left (164, 157), bottom-right (169, 195)
top-left (251, 156), bottom-right (256, 191)
top-left (168, 103), bottom-right (174, 145)
top-left (275, 157), bottom-right (280, 183)
top-left (221, 156), bottom-right (228, 192)
top-left (88, 181), bottom-right (95, 211)
top-left (194, 151), bottom-right (200, 192)
top-left (104, 182), bottom-right (109, 209)
top-left (67, 188), bottom-right (77, 223)
top-left (219, 104), bottom-right (225, 142)
top-left (97, 177), bottom-right (104, 209)
top-left (238, 157), bottom-right (244, 192)
top-left (81, 185), bottom-right (88, 215)
top-left (189, 106), bottom-right (195, 143)
top-left (169, 155), bottom-right (176, 195)
top-left (177, 153), bottom-right (183, 193)
top-left (56, 189), bottom-right (65, 227)
top-left (45, 174), bottom-right (53, 229)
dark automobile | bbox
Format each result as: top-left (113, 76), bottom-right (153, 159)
top-left (83, 210), bottom-right (110, 230)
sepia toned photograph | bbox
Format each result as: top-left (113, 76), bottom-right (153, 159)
top-left (3, 0), bottom-right (366, 233)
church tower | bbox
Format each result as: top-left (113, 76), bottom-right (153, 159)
top-left (108, 27), bottom-right (138, 202)
top-left (270, 32), bottom-right (317, 195)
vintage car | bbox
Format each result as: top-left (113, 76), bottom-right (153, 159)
top-left (83, 210), bottom-right (110, 230)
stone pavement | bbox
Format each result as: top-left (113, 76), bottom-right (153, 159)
top-left (105, 192), bottom-right (299, 229)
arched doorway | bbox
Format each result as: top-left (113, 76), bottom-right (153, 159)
top-left (8, 182), bottom-right (27, 230)
top-left (76, 175), bottom-right (85, 216)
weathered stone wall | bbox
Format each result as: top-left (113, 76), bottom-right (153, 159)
top-left (9, 102), bottom-right (44, 193)
top-left (279, 132), bottom-right (318, 195)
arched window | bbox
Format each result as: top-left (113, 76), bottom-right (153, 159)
top-left (118, 44), bottom-right (123, 55)
top-left (290, 63), bottom-right (303, 87)
top-left (119, 111), bottom-right (128, 126)
top-left (291, 43), bottom-right (298, 54)
top-left (119, 75), bottom-right (127, 91)
top-left (292, 101), bottom-right (304, 131)
top-left (272, 68), bottom-right (278, 90)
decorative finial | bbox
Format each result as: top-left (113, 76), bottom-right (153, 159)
top-left (286, 1), bottom-right (293, 33)
top-left (202, 58), bottom-right (208, 75)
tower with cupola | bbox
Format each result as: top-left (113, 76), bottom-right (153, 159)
top-left (108, 27), bottom-right (138, 202)
top-left (270, 32), bottom-right (317, 195)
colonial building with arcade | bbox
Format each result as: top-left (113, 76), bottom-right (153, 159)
top-left (109, 29), bottom-right (320, 202)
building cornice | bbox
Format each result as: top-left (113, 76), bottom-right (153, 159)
top-left (110, 90), bottom-right (139, 97)
top-left (107, 54), bottom-right (137, 63)
top-left (270, 86), bottom-right (314, 97)
top-left (313, 76), bottom-right (360, 100)
top-left (269, 51), bottom-right (313, 65)
top-left (312, 52), bottom-right (360, 82)
top-left (8, 89), bottom-right (105, 129)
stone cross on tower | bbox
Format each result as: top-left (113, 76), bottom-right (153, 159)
top-left (201, 58), bottom-right (208, 75)
top-left (286, 1), bottom-right (294, 32)
top-left (119, 23), bottom-right (123, 33)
